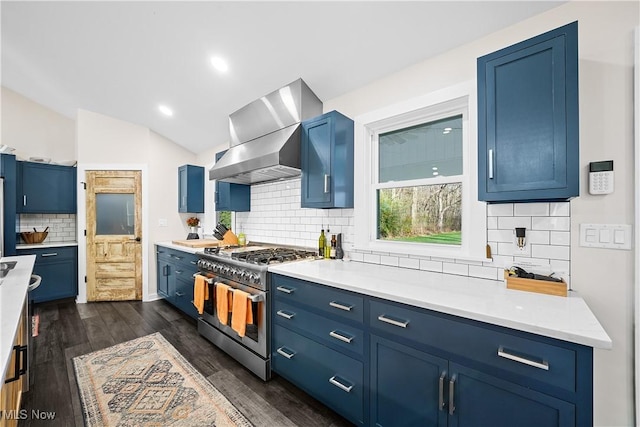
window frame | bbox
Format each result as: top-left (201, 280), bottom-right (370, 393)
top-left (353, 81), bottom-right (487, 261)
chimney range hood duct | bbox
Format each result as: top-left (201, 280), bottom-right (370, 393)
top-left (209, 78), bottom-right (322, 185)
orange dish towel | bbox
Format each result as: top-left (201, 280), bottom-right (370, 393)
top-left (216, 282), bottom-right (232, 325)
top-left (192, 275), bottom-right (209, 315)
top-left (231, 289), bottom-right (254, 338)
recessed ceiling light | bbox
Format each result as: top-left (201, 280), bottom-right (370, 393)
top-left (210, 56), bottom-right (229, 73)
top-left (158, 104), bottom-right (173, 117)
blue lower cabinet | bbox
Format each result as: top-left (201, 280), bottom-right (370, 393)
top-left (449, 363), bottom-right (575, 427)
top-left (371, 334), bottom-right (448, 427)
top-left (154, 245), bottom-right (198, 319)
top-left (272, 324), bottom-right (365, 425)
top-left (18, 246), bottom-right (78, 303)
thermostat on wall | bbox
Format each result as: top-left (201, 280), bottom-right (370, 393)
top-left (589, 160), bottom-right (614, 195)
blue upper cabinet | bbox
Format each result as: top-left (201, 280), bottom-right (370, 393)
top-left (17, 161), bottom-right (76, 214)
top-left (178, 165), bottom-right (204, 213)
top-left (1, 155), bottom-right (17, 256)
top-left (477, 22), bottom-right (579, 203)
top-left (301, 110), bottom-right (354, 208)
top-left (214, 151), bottom-right (250, 212)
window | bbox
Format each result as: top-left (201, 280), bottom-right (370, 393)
top-left (354, 82), bottom-right (487, 260)
top-left (377, 115), bottom-right (463, 245)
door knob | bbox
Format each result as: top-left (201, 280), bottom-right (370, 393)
top-left (130, 237), bottom-right (141, 242)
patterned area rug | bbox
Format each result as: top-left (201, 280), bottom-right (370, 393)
top-left (73, 332), bottom-right (253, 427)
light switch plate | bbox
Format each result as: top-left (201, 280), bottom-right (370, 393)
top-left (579, 223), bottom-right (632, 250)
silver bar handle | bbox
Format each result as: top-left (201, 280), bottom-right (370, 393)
top-left (190, 261), bottom-right (197, 265)
top-left (329, 301), bottom-right (353, 312)
top-left (175, 270), bottom-right (183, 274)
top-left (276, 310), bottom-right (295, 320)
top-left (497, 346), bottom-right (549, 371)
top-left (229, 288), bottom-right (263, 303)
top-left (449, 375), bottom-right (456, 415)
top-left (377, 314), bottom-right (409, 328)
top-left (23, 195), bottom-right (27, 206)
top-left (488, 149), bottom-right (494, 179)
top-left (329, 330), bottom-right (354, 344)
top-left (175, 291), bottom-right (185, 297)
top-left (328, 376), bottom-right (353, 393)
top-left (276, 347), bottom-right (295, 359)
top-left (438, 371), bottom-right (446, 411)
top-left (41, 253), bottom-right (58, 257)
top-left (276, 286), bottom-right (294, 294)
top-left (324, 174), bottom-right (330, 193)
top-left (192, 273), bottom-right (214, 284)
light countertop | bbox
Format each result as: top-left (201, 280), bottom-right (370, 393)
top-left (268, 259), bottom-right (612, 349)
top-left (17, 242), bottom-right (78, 250)
top-left (155, 241), bottom-right (217, 255)
top-left (0, 255), bottom-right (36, 377)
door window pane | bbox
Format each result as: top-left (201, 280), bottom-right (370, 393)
top-left (96, 193), bottom-right (135, 235)
top-left (377, 183), bottom-right (462, 245)
top-left (379, 115), bottom-right (462, 183)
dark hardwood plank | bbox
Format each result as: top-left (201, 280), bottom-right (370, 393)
top-left (20, 299), bottom-right (354, 427)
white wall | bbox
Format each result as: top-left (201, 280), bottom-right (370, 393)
top-left (76, 109), bottom-right (198, 301)
top-left (1, 86), bottom-right (75, 161)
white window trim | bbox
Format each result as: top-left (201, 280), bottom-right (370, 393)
top-left (353, 80), bottom-right (488, 261)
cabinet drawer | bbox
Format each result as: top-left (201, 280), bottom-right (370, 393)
top-left (274, 300), bottom-right (364, 356)
top-left (20, 246), bottom-right (77, 262)
top-left (174, 276), bottom-right (198, 319)
top-left (369, 299), bottom-right (577, 393)
top-left (272, 274), bottom-right (363, 324)
top-left (165, 249), bottom-right (198, 271)
top-left (272, 324), bottom-right (364, 425)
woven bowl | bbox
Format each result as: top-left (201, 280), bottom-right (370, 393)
top-left (21, 231), bottom-right (48, 244)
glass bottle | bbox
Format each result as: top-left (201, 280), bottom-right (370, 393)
top-left (324, 227), bottom-right (331, 258)
top-left (330, 234), bottom-right (337, 259)
top-left (318, 227), bottom-right (325, 257)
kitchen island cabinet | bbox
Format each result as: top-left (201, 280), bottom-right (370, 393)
top-left (269, 260), bottom-right (610, 427)
top-left (17, 245), bottom-right (77, 303)
top-left (477, 22), bottom-right (579, 203)
top-left (0, 255), bottom-right (36, 427)
top-left (301, 111), bottom-right (354, 209)
top-left (155, 243), bottom-right (199, 319)
top-left (16, 161), bottom-right (76, 213)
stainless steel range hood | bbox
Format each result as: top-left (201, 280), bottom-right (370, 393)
top-left (209, 78), bottom-right (322, 185)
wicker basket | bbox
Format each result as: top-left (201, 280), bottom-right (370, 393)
top-left (21, 231), bottom-right (48, 244)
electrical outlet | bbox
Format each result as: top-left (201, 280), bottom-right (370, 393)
top-left (513, 230), bottom-right (531, 256)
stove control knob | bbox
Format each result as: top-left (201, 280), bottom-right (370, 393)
top-left (249, 273), bottom-right (260, 284)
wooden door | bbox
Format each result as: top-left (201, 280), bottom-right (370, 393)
top-left (86, 170), bottom-right (142, 301)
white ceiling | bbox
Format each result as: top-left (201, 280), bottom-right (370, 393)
top-left (1, 1), bottom-right (564, 155)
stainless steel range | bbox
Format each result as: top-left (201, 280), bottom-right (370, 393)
top-left (195, 245), bottom-right (316, 380)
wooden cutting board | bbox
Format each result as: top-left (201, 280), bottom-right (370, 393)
top-left (171, 239), bottom-right (220, 248)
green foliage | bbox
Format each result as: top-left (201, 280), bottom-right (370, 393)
top-left (218, 211), bottom-right (231, 229)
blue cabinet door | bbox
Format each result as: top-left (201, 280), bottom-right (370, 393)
top-left (214, 151), bottom-right (250, 212)
top-left (370, 335), bottom-right (448, 427)
top-left (17, 162), bottom-right (77, 213)
top-left (20, 246), bottom-right (78, 303)
top-left (449, 362), bottom-right (575, 427)
top-left (1, 154), bottom-right (17, 256)
top-left (156, 248), bottom-right (171, 299)
top-left (178, 165), bottom-right (204, 213)
top-left (301, 111), bottom-right (354, 208)
top-left (478, 22), bottom-right (578, 202)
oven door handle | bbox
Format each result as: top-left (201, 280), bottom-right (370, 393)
top-left (193, 273), bottom-right (214, 284)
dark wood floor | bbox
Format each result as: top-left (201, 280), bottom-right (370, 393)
top-left (19, 298), bottom-right (352, 426)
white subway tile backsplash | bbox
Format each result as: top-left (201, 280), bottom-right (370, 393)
top-left (549, 202), bottom-right (570, 216)
top-left (514, 203), bottom-right (549, 217)
top-left (531, 244), bottom-right (570, 260)
top-left (420, 259), bottom-right (443, 273)
top-left (443, 262), bottom-right (469, 276)
top-left (18, 213), bottom-right (77, 243)
top-left (550, 231), bottom-right (571, 246)
top-left (468, 265), bottom-right (500, 281)
top-left (487, 203), bottom-right (514, 217)
top-left (237, 178), bottom-right (571, 284)
top-left (531, 216), bottom-right (570, 231)
top-left (497, 216), bottom-right (531, 230)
